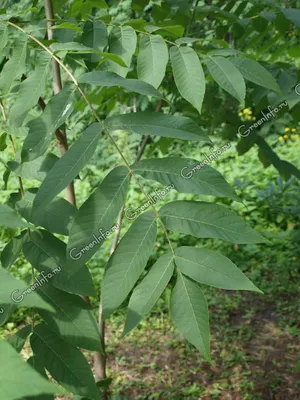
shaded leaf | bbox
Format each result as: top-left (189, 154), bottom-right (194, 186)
top-left (137, 34), bottom-right (168, 88)
top-left (102, 211), bottom-right (157, 320)
top-left (107, 26), bottom-right (137, 77)
top-left (230, 57), bottom-right (280, 92)
top-left (67, 166), bottom-right (130, 270)
top-left (21, 85), bottom-right (74, 162)
top-left (0, 204), bottom-right (29, 228)
top-left (36, 283), bottom-right (102, 352)
top-left (8, 324), bottom-right (32, 353)
top-left (0, 36), bottom-right (27, 95)
top-left (0, 23), bottom-right (8, 54)
top-left (159, 201), bottom-right (265, 243)
top-left (123, 252), bottom-right (174, 335)
top-left (82, 20), bottom-right (108, 63)
top-left (205, 56), bottom-right (245, 103)
top-left (175, 246), bottom-right (261, 292)
top-left (8, 153), bottom-right (59, 182)
top-left (30, 324), bottom-right (100, 400)
top-left (9, 52), bottom-right (51, 128)
top-left (24, 356), bottom-right (54, 400)
top-left (78, 71), bottom-right (163, 98)
top-left (170, 46), bottom-right (205, 113)
top-left (170, 272), bottom-right (210, 361)
top-left (1, 230), bottom-right (28, 269)
top-left (32, 123), bottom-right (101, 212)
top-left (0, 268), bottom-right (54, 312)
top-left (104, 113), bottom-right (211, 142)
top-left (0, 303), bottom-right (16, 327)
top-left (14, 189), bottom-right (76, 235)
top-left (0, 338), bottom-right (63, 400)
top-left (23, 230), bottom-right (96, 297)
top-left (131, 156), bottom-right (239, 201)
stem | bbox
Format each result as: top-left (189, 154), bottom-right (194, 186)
top-left (43, 0), bottom-right (76, 206)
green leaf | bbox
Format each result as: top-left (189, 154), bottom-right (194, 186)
top-left (0, 204), bottom-right (29, 228)
top-left (9, 52), bottom-right (51, 129)
top-left (50, 41), bottom-right (126, 65)
top-left (170, 272), bottom-right (210, 361)
top-left (97, 52), bottom-right (128, 66)
top-left (170, 46), bottom-right (206, 114)
top-left (131, 156), bottom-right (239, 201)
top-left (0, 338), bottom-right (63, 400)
top-left (175, 37), bottom-right (199, 45)
top-left (123, 252), bottom-right (174, 335)
top-left (230, 57), bottom-right (280, 92)
top-left (32, 123), bottom-right (101, 212)
top-left (1, 230), bottom-right (28, 269)
top-left (0, 303), bottom-right (16, 327)
top-left (132, 0), bottom-right (149, 11)
top-left (82, 20), bottom-right (108, 63)
top-left (0, 23), bottom-right (8, 55)
top-left (21, 85), bottom-right (74, 162)
top-left (288, 44), bottom-right (300, 58)
top-left (52, 22), bottom-right (82, 32)
top-left (104, 112), bottom-right (211, 142)
top-left (0, 36), bottom-right (27, 95)
top-left (102, 211), bottom-right (157, 320)
top-left (137, 34), bottom-right (168, 88)
top-left (0, 268), bottom-right (54, 312)
top-left (23, 230), bottom-right (96, 297)
top-left (36, 284), bottom-right (102, 352)
top-left (24, 356), bottom-right (55, 400)
top-left (67, 166), bottom-right (130, 270)
top-left (205, 56), bottom-right (246, 103)
top-left (89, 0), bottom-right (108, 8)
top-left (8, 153), bottom-right (59, 182)
top-left (78, 71), bottom-right (163, 98)
top-left (0, 132), bottom-right (7, 151)
top-left (175, 247), bottom-right (262, 292)
top-left (8, 324), bottom-right (32, 353)
top-left (207, 48), bottom-right (241, 56)
top-left (2, 168), bottom-right (10, 190)
top-left (107, 26), bottom-right (137, 77)
top-left (30, 324), bottom-right (100, 400)
top-left (50, 41), bottom-right (99, 53)
top-left (14, 189), bottom-right (76, 235)
top-left (159, 201), bottom-right (265, 244)
top-left (283, 8), bottom-right (300, 27)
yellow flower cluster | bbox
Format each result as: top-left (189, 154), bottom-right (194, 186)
top-left (238, 108), bottom-right (255, 121)
top-left (278, 127), bottom-right (299, 141)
